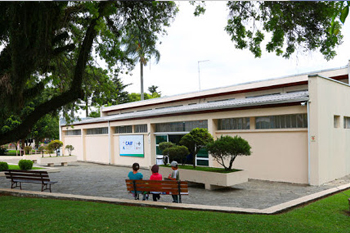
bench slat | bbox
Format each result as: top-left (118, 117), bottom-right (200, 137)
top-left (4, 170), bottom-right (57, 192)
top-left (125, 179), bottom-right (189, 200)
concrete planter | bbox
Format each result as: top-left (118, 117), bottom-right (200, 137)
top-left (38, 155), bottom-right (77, 167)
top-left (159, 166), bottom-right (248, 190)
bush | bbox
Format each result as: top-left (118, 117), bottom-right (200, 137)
top-left (206, 135), bottom-right (252, 171)
top-left (38, 146), bottom-right (46, 157)
top-left (47, 140), bottom-right (63, 156)
top-left (65, 145), bottom-right (74, 156)
top-left (0, 147), bottom-right (7, 155)
top-left (18, 159), bottom-right (33, 170)
top-left (24, 146), bottom-right (32, 155)
top-left (163, 145), bottom-right (189, 165)
top-left (0, 162), bottom-right (8, 171)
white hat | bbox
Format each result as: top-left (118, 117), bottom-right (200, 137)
top-left (170, 161), bottom-right (178, 167)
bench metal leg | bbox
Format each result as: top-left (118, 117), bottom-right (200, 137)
top-left (11, 181), bottom-right (21, 190)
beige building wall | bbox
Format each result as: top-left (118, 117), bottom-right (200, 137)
top-left (309, 75), bottom-right (350, 185)
top-left (63, 135), bottom-right (83, 159)
top-left (218, 130), bottom-right (308, 184)
top-left (85, 135), bottom-right (109, 164)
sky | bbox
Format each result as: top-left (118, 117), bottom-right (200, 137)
top-left (120, 1), bottom-right (350, 98)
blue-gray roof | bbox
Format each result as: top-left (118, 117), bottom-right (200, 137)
top-left (64, 91), bottom-right (309, 126)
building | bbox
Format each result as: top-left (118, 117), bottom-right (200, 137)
top-left (60, 62), bottom-right (350, 186)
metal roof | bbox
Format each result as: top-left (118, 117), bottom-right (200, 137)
top-left (64, 91), bottom-right (309, 126)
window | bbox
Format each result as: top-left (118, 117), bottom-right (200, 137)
top-left (255, 114), bottom-right (307, 129)
top-left (334, 115), bottom-right (340, 128)
top-left (344, 117), bottom-right (350, 129)
top-left (65, 130), bottom-right (81, 136)
top-left (218, 118), bottom-right (250, 130)
top-left (86, 127), bottom-right (108, 135)
top-left (155, 120), bottom-right (208, 132)
top-left (115, 125), bottom-right (132, 134)
top-left (135, 124), bottom-right (147, 133)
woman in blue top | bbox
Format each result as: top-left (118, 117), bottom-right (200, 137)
top-left (128, 163), bottom-right (147, 200)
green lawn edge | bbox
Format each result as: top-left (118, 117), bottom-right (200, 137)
top-left (0, 189), bottom-right (349, 232)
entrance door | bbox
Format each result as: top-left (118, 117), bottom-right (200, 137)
top-left (155, 134), bottom-right (209, 166)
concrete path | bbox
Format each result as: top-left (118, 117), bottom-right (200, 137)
top-left (1, 160), bottom-right (350, 213)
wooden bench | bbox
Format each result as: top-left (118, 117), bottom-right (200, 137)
top-left (125, 179), bottom-right (189, 203)
top-left (4, 170), bottom-right (58, 192)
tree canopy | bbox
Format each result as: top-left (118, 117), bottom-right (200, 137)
top-left (0, 1), bottom-right (348, 146)
top-left (0, 1), bottom-right (178, 145)
top-left (225, 1), bottom-right (344, 60)
top-left (179, 128), bottom-right (213, 168)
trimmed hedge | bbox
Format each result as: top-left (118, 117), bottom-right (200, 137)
top-left (0, 162), bottom-right (8, 171)
top-left (18, 159), bottom-right (33, 170)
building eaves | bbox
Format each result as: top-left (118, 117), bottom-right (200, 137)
top-left (64, 91), bottom-right (309, 126)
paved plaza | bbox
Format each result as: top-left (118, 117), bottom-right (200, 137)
top-left (1, 160), bottom-right (350, 210)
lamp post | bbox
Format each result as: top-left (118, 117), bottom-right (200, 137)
top-left (198, 60), bottom-right (209, 91)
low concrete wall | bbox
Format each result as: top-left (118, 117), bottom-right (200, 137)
top-left (159, 166), bottom-right (248, 190)
top-left (38, 156), bottom-right (77, 167)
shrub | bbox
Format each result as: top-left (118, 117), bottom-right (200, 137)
top-left (47, 140), bottom-right (63, 156)
top-left (206, 135), bottom-right (252, 171)
top-left (179, 128), bottom-right (214, 168)
top-left (162, 145), bottom-right (189, 165)
top-left (159, 142), bottom-right (175, 164)
top-left (18, 159), bottom-right (33, 170)
top-left (65, 145), bottom-right (74, 156)
top-left (38, 146), bottom-right (46, 157)
top-left (0, 147), bottom-right (7, 155)
top-left (24, 146), bottom-right (32, 155)
top-left (0, 162), bottom-right (8, 171)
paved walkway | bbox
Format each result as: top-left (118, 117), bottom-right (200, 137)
top-left (1, 160), bottom-right (350, 212)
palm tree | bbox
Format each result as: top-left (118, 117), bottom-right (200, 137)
top-left (123, 27), bottom-right (160, 100)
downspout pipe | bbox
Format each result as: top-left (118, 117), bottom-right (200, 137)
top-left (108, 120), bottom-right (111, 164)
top-left (307, 100), bottom-right (311, 185)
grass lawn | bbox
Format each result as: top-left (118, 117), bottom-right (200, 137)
top-left (0, 189), bottom-right (349, 232)
top-left (7, 165), bottom-right (43, 170)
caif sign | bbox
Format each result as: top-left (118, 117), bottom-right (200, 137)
top-left (119, 135), bottom-right (144, 157)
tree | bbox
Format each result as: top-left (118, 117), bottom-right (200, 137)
top-left (163, 145), bottom-right (189, 165)
top-left (0, 1), bottom-right (178, 145)
top-left (123, 27), bottom-right (161, 101)
top-left (148, 85), bottom-right (162, 98)
top-left (179, 128), bottom-right (214, 168)
top-left (65, 145), bottom-right (74, 156)
top-left (206, 135), bottom-right (251, 171)
top-left (159, 142), bottom-right (175, 165)
top-left (47, 140), bottom-right (63, 157)
top-left (225, 1), bottom-right (343, 60)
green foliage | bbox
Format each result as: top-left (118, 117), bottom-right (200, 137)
top-left (179, 128), bottom-right (214, 168)
top-left (0, 1), bottom-right (178, 145)
top-left (0, 147), bottom-right (7, 155)
top-left (206, 135), bottom-right (251, 171)
top-left (65, 145), bottom-right (74, 156)
top-left (24, 146), bottom-right (32, 155)
top-left (0, 162), bottom-right (8, 171)
top-left (38, 146), bottom-right (46, 157)
top-left (162, 145), bottom-right (189, 165)
top-left (159, 142), bottom-right (175, 164)
top-left (18, 160), bottom-right (33, 170)
top-left (225, 1), bottom-right (343, 60)
top-left (48, 140), bottom-right (63, 156)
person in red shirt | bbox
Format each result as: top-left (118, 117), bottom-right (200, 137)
top-left (150, 164), bottom-right (162, 201)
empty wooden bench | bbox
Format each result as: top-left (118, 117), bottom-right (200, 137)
top-left (4, 170), bottom-right (58, 192)
top-left (125, 179), bottom-right (189, 203)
